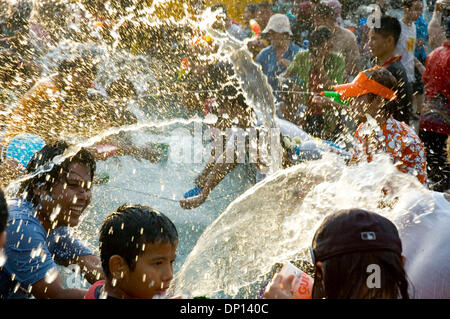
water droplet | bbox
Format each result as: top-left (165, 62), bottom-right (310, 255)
top-left (44, 267), bottom-right (59, 284)
top-left (50, 205), bottom-right (62, 222)
top-left (0, 250), bottom-right (7, 267)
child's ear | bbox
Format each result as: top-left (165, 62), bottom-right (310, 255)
top-left (109, 255), bottom-right (129, 284)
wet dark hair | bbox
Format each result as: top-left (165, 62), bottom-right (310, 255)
top-left (309, 26), bottom-right (334, 49)
top-left (373, 16), bottom-right (402, 46)
top-left (218, 84), bottom-right (250, 113)
top-left (402, 0), bottom-right (422, 9)
top-left (57, 57), bottom-right (97, 77)
top-left (245, 4), bottom-right (259, 15)
top-left (363, 67), bottom-right (399, 118)
top-left (106, 78), bottom-right (137, 99)
top-left (99, 205), bottom-right (178, 278)
top-left (312, 251), bottom-right (410, 299)
top-left (314, 2), bottom-right (336, 20)
top-left (258, 2), bottom-right (273, 11)
top-left (211, 4), bottom-right (227, 16)
top-left (0, 189), bottom-right (8, 234)
top-left (17, 141), bottom-right (96, 207)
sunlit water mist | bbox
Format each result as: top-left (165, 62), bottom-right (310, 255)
top-left (169, 154), bottom-right (429, 298)
top-left (74, 123), bottom-right (257, 273)
top-left (2, 1), bottom-right (434, 298)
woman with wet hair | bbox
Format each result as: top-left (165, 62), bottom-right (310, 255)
top-left (0, 141), bottom-right (104, 299)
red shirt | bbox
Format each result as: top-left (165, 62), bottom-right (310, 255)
top-left (422, 41), bottom-right (450, 103)
top-left (84, 280), bottom-right (105, 299)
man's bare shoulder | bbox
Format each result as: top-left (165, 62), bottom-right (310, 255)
top-left (336, 26), bottom-right (357, 41)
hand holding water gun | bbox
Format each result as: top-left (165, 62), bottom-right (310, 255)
top-left (320, 91), bottom-right (349, 106)
top-left (249, 19), bottom-right (261, 39)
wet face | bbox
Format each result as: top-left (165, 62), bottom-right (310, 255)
top-left (404, 1), bottom-right (423, 23)
top-left (268, 31), bottom-right (290, 49)
top-left (368, 29), bottom-right (392, 59)
top-left (38, 162), bottom-right (93, 228)
top-left (123, 241), bottom-right (177, 299)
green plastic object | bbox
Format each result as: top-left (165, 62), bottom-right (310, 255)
top-left (321, 91), bottom-right (349, 106)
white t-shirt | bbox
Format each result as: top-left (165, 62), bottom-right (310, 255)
top-left (395, 19), bottom-right (416, 83)
top-left (394, 191), bottom-right (450, 299)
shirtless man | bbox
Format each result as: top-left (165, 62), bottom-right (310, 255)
top-left (314, 2), bottom-right (361, 81)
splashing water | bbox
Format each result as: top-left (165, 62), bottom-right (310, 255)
top-left (169, 154), bottom-right (429, 298)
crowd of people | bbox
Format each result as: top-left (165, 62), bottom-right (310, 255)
top-left (0, 0), bottom-right (449, 300)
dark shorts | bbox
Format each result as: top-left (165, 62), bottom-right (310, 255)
top-left (413, 66), bottom-right (425, 95)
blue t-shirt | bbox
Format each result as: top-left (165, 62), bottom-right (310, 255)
top-left (0, 199), bottom-right (93, 299)
top-left (256, 42), bottom-right (302, 100)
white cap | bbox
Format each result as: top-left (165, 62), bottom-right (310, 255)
top-left (262, 14), bottom-right (292, 36)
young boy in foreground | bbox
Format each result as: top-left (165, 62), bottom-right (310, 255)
top-left (85, 205), bottom-right (178, 299)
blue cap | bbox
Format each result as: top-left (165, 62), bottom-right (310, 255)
top-left (3, 134), bottom-right (46, 168)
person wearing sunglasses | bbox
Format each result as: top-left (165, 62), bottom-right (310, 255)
top-left (264, 208), bottom-right (409, 299)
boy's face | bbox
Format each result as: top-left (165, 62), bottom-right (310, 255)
top-left (123, 240), bottom-right (177, 299)
top-left (368, 29), bottom-right (393, 59)
top-left (404, 1), bottom-right (423, 22)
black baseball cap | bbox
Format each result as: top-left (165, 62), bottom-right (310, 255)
top-left (311, 208), bottom-right (402, 263)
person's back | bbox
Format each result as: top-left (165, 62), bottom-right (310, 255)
top-left (85, 205), bottom-right (178, 299)
top-left (394, 191), bottom-right (450, 298)
top-left (385, 59), bottom-right (414, 123)
top-left (422, 34), bottom-right (450, 104)
top-left (332, 25), bottom-right (361, 78)
top-left (419, 17), bottom-right (450, 192)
